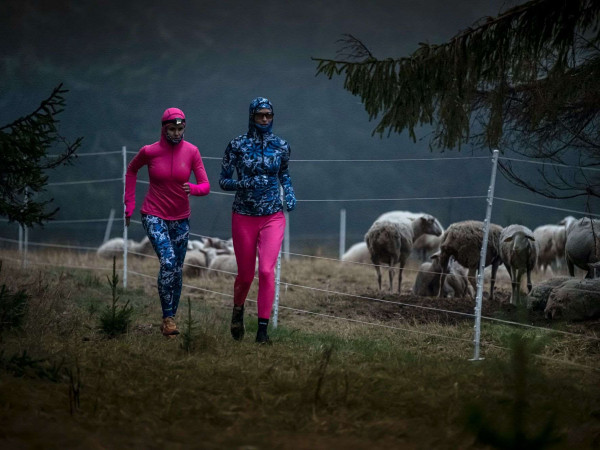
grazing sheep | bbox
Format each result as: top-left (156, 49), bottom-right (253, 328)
top-left (341, 242), bottom-right (371, 264)
top-left (438, 220), bottom-right (503, 301)
top-left (499, 224), bottom-right (538, 305)
top-left (412, 252), bottom-right (473, 298)
top-left (97, 238), bottom-right (135, 259)
top-left (565, 217), bottom-right (600, 278)
top-left (375, 210), bottom-right (444, 261)
top-left (365, 214), bottom-right (443, 293)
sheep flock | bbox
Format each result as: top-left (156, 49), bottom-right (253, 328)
top-left (346, 211), bottom-right (599, 312)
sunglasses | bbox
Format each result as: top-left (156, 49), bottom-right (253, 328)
top-left (254, 112), bottom-right (274, 119)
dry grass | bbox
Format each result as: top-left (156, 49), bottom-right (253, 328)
top-left (0, 248), bottom-right (598, 449)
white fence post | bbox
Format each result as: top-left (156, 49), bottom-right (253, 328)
top-left (273, 186), bottom-right (285, 328)
top-left (103, 208), bottom-right (115, 243)
top-left (122, 146), bottom-right (128, 288)
top-left (283, 210), bottom-right (290, 262)
top-left (471, 149), bottom-right (500, 361)
top-left (339, 208), bottom-right (346, 260)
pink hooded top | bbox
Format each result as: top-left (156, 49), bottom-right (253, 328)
top-left (124, 108), bottom-right (210, 220)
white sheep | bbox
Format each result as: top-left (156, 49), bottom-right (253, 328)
top-left (438, 220), bottom-right (504, 301)
top-left (203, 236), bottom-right (234, 254)
top-left (499, 224), bottom-right (538, 305)
top-left (341, 242), bottom-right (371, 264)
top-left (365, 214), bottom-right (443, 293)
top-left (208, 254), bottom-right (238, 276)
top-left (96, 237), bottom-right (135, 259)
top-left (412, 252), bottom-right (473, 298)
top-left (130, 236), bottom-right (155, 256)
top-left (375, 210), bottom-right (444, 261)
top-left (565, 217), bottom-right (600, 278)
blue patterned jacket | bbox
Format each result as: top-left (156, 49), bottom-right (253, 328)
top-left (219, 128), bottom-right (295, 216)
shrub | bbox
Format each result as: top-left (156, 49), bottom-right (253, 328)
top-left (98, 257), bottom-right (133, 337)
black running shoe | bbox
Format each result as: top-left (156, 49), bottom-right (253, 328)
top-left (230, 305), bottom-right (245, 341)
top-left (255, 327), bottom-right (272, 345)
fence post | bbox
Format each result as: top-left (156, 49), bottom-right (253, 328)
top-left (339, 208), bottom-right (346, 260)
top-left (471, 149), bottom-right (500, 361)
top-left (273, 186), bottom-right (285, 328)
top-left (122, 146), bottom-right (128, 288)
top-left (103, 208), bottom-right (115, 243)
top-left (283, 210), bottom-right (290, 262)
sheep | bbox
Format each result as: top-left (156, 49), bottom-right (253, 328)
top-left (412, 252), bottom-right (473, 298)
top-left (182, 247), bottom-right (217, 278)
top-left (588, 261), bottom-right (600, 279)
top-left (438, 220), bottom-right (503, 301)
top-left (188, 239), bottom-right (206, 251)
top-left (533, 216), bottom-right (576, 274)
top-left (341, 242), bottom-right (371, 264)
top-left (96, 237), bottom-right (135, 259)
top-left (208, 254), bottom-right (238, 276)
top-left (375, 210), bottom-right (444, 261)
top-left (203, 236), bottom-right (234, 254)
top-left (532, 224), bottom-right (562, 274)
top-left (499, 224), bottom-right (538, 305)
top-left (412, 234), bottom-right (442, 261)
top-left (365, 214), bottom-right (443, 293)
top-left (565, 217), bottom-right (600, 278)
top-left (129, 236), bottom-right (154, 256)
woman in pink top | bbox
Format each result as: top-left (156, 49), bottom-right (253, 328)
top-left (124, 108), bottom-right (210, 337)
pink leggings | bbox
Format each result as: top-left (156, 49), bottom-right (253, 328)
top-left (232, 211), bottom-right (286, 319)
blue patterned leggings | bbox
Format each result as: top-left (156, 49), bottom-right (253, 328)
top-left (141, 214), bottom-right (189, 318)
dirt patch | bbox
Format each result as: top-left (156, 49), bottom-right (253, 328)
top-left (320, 286), bottom-right (600, 334)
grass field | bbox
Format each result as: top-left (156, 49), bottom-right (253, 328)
top-left (0, 248), bottom-right (598, 449)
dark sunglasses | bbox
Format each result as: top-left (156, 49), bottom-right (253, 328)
top-left (254, 112), bottom-right (274, 119)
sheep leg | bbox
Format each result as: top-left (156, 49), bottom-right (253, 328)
top-left (526, 267), bottom-right (532, 293)
top-left (437, 252), bottom-right (450, 298)
top-left (567, 258), bottom-right (575, 277)
top-left (388, 265), bottom-right (394, 292)
top-left (513, 269), bottom-right (523, 306)
top-left (373, 262), bottom-right (382, 291)
top-left (505, 263), bottom-right (516, 305)
top-left (397, 264), bottom-right (403, 295)
top-left (489, 261), bottom-right (499, 302)
top-left (468, 268), bottom-right (477, 293)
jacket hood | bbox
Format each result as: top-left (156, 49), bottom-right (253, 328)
top-left (248, 97), bottom-right (273, 135)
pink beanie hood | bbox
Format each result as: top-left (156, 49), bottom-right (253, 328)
top-left (161, 107), bottom-right (186, 125)
top-left (161, 107), bottom-right (186, 145)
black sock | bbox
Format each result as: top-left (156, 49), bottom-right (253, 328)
top-left (258, 318), bottom-right (269, 331)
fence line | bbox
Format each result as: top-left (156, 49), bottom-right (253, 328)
top-left (48, 178), bottom-right (123, 186)
top-left (498, 155), bottom-right (600, 172)
top-left (2, 146), bottom-right (599, 365)
top-left (495, 197), bottom-right (600, 217)
top-left (1, 238), bottom-right (597, 342)
top-left (1, 245), bottom-right (598, 372)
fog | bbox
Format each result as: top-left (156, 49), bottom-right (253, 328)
top-left (1, 0), bottom-right (587, 253)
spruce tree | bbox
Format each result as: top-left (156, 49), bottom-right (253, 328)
top-left (0, 83), bottom-right (82, 227)
top-left (314, 0), bottom-right (600, 201)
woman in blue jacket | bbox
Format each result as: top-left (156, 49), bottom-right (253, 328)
top-left (219, 97), bottom-right (296, 344)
